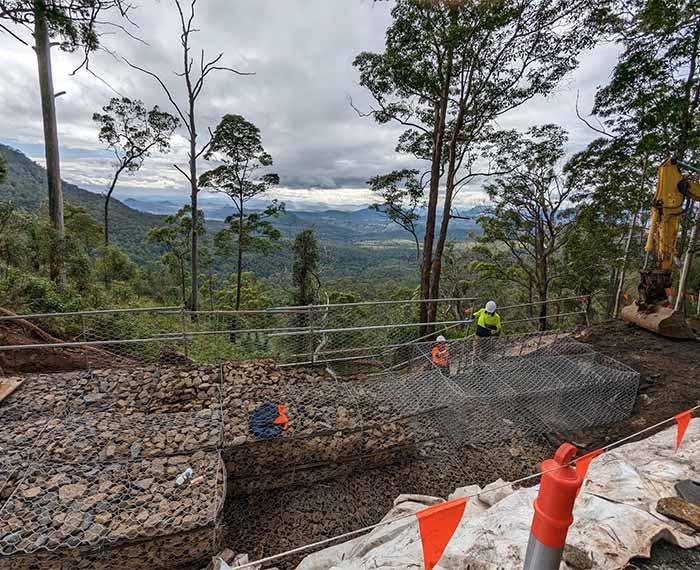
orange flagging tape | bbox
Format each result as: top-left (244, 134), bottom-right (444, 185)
top-left (417, 497), bottom-right (468, 570)
top-left (623, 292), bottom-right (630, 301)
top-left (674, 411), bottom-right (692, 449)
top-left (575, 449), bottom-right (604, 495)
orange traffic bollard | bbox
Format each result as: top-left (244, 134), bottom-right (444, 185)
top-left (523, 443), bottom-right (583, 570)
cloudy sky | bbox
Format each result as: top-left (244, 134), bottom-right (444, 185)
top-left (0, 0), bottom-right (620, 211)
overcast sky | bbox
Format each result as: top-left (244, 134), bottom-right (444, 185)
top-left (0, 0), bottom-right (620, 211)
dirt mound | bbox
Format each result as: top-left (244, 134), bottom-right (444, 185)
top-left (0, 308), bottom-right (123, 373)
top-left (572, 319), bottom-right (700, 448)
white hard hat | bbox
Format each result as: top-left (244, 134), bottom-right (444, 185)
top-left (485, 301), bottom-right (497, 313)
top-left (436, 335), bottom-right (447, 342)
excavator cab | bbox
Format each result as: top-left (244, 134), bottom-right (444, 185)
top-left (621, 159), bottom-right (699, 339)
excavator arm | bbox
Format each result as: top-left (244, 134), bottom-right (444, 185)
top-left (622, 158), bottom-right (700, 339)
top-left (645, 159), bottom-right (700, 274)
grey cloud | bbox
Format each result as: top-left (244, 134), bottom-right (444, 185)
top-left (1, 0), bottom-right (618, 210)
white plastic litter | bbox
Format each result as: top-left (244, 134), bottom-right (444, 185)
top-left (297, 419), bottom-right (700, 570)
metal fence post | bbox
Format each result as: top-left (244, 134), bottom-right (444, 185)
top-left (180, 306), bottom-right (189, 358)
top-left (523, 443), bottom-right (582, 570)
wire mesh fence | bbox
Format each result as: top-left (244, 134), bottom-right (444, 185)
top-left (0, 293), bottom-right (632, 569)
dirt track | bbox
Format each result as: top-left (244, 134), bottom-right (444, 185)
top-left (222, 320), bottom-right (700, 569)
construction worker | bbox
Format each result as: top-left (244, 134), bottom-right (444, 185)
top-left (466, 301), bottom-right (502, 338)
top-left (431, 335), bottom-right (450, 374)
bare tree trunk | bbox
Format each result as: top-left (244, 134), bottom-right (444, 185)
top-left (34, 3), bottom-right (65, 284)
top-left (419, 56), bottom-right (453, 336)
top-left (419, 101), bottom-right (446, 335)
top-left (235, 208), bottom-right (244, 311)
top-left (606, 268), bottom-right (618, 317)
top-left (613, 205), bottom-right (641, 317)
top-left (538, 267), bottom-right (548, 332)
top-left (676, 206), bottom-right (699, 315)
top-left (103, 168), bottom-right (122, 246)
top-left (180, 258), bottom-right (186, 306)
top-left (427, 201), bottom-right (452, 325)
top-left (104, 194), bottom-right (111, 246)
top-left (428, 93), bottom-right (466, 327)
top-left (188, 104), bottom-right (199, 312)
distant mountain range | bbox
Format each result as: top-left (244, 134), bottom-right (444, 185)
top-left (123, 197), bottom-right (486, 242)
top-left (0, 144), bottom-right (166, 265)
top-left (0, 143), bottom-right (485, 278)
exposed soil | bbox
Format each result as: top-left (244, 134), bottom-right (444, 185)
top-left (0, 308), bottom-right (121, 373)
top-left (221, 320), bottom-right (700, 569)
top-left (570, 320), bottom-right (700, 450)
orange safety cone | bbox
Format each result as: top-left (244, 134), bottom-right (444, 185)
top-left (523, 443), bottom-right (583, 570)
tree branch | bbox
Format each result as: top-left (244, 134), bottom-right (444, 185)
top-left (575, 90), bottom-right (615, 138)
top-left (124, 58), bottom-right (189, 129)
top-left (174, 163), bottom-right (192, 183)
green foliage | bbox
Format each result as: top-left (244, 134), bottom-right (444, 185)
top-left (200, 114), bottom-right (283, 310)
top-left (591, 0), bottom-right (700, 162)
top-left (0, 199), bottom-right (156, 312)
top-left (292, 229), bottom-right (320, 306)
top-left (93, 97), bottom-right (179, 168)
top-left (148, 206), bottom-right (206, 306)
top-left (477, 125), bottom-right (576, 329)
top-left (65, 202), bottom-right (102, 251)
top-left (0, 1), bottom-right (128, 54)
top-left (215, 203), bottom-right (284, 259)
top-left (0, 144), bottom-right (164, 265)
top-left (93, 96), bottom-right (179, 244)
top-left (0, 266), bottom-right (82, 313)
top-left (368, 169), bottom-right (423, 259)
top-left (95, 245), bottom-right (138, 286)
top-left (216, 272), bottom-right (272, 310)
top-left (0, 155), bottom-right (6, 184)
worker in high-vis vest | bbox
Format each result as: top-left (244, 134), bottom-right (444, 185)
top-left (467, 301), bottom-right (502, 338)
top-left (431, 335), bottom-right (450, 374)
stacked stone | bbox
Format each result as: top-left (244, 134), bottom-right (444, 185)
top-left (216, 361), bottom-right (433, 495)
top-left (0, 452), bottom-right (225, 569)
top-left (0, 365), bottom-right (227, 570)
top-left (0, 358), bottom-right (454, 569)
top-left (2, 410), bottom-right (221, 465)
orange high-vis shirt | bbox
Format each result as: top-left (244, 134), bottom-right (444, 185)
top-left (432, 345), bottom-right (449, 366)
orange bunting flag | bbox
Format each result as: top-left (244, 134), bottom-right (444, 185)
top-left (674, 411), bottom-right (692, 449)
top-left (667, 288), bottom-right (675, 297)
top-left (575, 449), bottom-right (604, 494)
top-left (623, 292), bottom-right (630, 301)
top-left (417, 497), bottom-right (468, 570)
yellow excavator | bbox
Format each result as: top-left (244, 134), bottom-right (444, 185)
top-left (622, 158), bottom-right (700, 339)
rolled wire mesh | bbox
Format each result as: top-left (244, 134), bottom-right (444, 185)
top-left (384, 331), bottom-right (639, 447)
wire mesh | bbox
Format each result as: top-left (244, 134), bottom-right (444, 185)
top-left (380, 331), bottom-right (640, 447)
top-left (0, 296), bottom-right (635, 569)
top-left (0, 357), bottom-right (227, 569)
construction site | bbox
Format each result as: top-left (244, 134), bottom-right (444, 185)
top-left (0, 297), bottom-right (699, 569)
